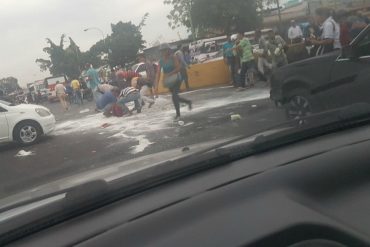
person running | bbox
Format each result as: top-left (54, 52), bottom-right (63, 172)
top-left (118, 86), bottom-right (142, 114)
top-left (175, 44), bottom-right (190, 91)
top-left (223, 34), bottom-right (237, 86)
top-left (71, 78), bottom-right (83, 105)
top-left (85, 63), bottom-right (101, 101)
top-left (55, 81), bottom-right (69, 111)
top-left (235, 32), bottom-right (255, 90)
top-left (156, 43), bottom-right (192, 120)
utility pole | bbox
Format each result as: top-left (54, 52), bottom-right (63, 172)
top-left (276, 0), bottom-right (282, 23)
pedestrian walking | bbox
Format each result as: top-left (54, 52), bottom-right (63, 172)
top-left (156, 43), bottom-right (192, 120)
top-left (85, 63), bottom-right (101, 101)
top-left (55, 81), bottom-right (69, 111)
top-left (223, 34), bottom-right (237, 86)
top-left (175, 44), bottom-right (190, 91)
top-left (288, 20), bottom-right (303, 44)
top-left (65, 82), bottom-right (73, 105)
top-left (235, 32), bottom-right (255, 90)
top-left (309, 7), bottom-right (341, 56)
top-left (71, 78), bottom-right (83, 105)
top-left (117, 86), bottom-right (142, 114)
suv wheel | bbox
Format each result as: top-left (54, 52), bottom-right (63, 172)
top-left (14, 121), bottom-right (42, 145)
top-left (285, 89), bottom-right (312, 119)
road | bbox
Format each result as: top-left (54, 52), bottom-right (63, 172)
top-left (0, 84), bottom-right (286, 198)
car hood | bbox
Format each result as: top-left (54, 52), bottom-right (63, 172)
top-left (9, 104), bottom-right (50, 112)
top-left (281, 50), bottom-right (340, 70)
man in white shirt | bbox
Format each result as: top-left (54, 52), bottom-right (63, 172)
top-left (310, 7), bottom-right (341, 55)
top-left (288, 20), bottom-right (303, 44)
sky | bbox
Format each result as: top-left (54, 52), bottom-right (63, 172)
top-left (0, 0), bottom-right (188, 87)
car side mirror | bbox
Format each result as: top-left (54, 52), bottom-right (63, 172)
top-left (341, 45), bottom-right (358, 59)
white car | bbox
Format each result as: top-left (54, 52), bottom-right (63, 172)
top-left (0, 100), bottom-right (56, 145)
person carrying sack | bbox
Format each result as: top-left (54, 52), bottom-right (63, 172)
top-left (155, 43), bottom-right (192, 120)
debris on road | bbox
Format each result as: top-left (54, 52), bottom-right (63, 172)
top-left (101, 123), bottom-right (112, 128)
top-left (15, 150), bottom-right (35, 157)
top-left (231, 114), bottom-right (242, 121)
top-left (80, 109), bottom-right (90, 114)
top-left (251, 105), bottom-right (257, 108)
top-left (183, 122), bottom-right (194, 127)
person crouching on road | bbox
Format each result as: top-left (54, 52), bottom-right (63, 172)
top-left (131, 77), bottom-right (155, 108)
top-left (117, 85), bottom-right (142, 114)
top-left (95, 86), bottom-right (120, 117)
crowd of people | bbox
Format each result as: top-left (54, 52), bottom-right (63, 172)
top-left (54, 44), bottom-right (192, 120)
top-left (223, 29), bottom-right (288, 90)
top-left (52, 7), bottom-right (369, 118)
top-left (223, 7), bottom-right (369, 90)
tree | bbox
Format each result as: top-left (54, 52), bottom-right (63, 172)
top-left (36, 34), bottom-right (82, 79)
top-left (164, 0), bottom-right (196, 39)
top-left (82, 14), bottom-right (148, 68)
top-left (106, 20), bottom-right (145, 68)
top-left (36, 15), bottom-right (147, 76)
top-left (0, 77), bottom-right (20, 94)
top-left (165, 0), bottom-right (261, 37)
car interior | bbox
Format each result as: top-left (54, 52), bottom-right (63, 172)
top-left (3, 123), bottom-right (370, 247)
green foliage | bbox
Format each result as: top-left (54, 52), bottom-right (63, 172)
top-left (164, 0), bottom-right (195, 38)
top-left (0, 77), bottom-right (20, 94)
top-left (192, 0), bottom-right (260, 34)
top-left (107, 21), bottom-right (145, 67)
top-left (36, 34), bottom-right (82, 79)
top-left (36, 15), bottom-right (147, 77)
top-left (164, 0), bottom-right (261, 37)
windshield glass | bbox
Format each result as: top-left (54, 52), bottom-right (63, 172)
top-left (0, 100), bottom-right (12, 106)
top-left (1, 0), bottom-right (370, 210)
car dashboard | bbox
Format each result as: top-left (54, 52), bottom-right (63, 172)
top-left (6, 125), bottom-right (370, 247)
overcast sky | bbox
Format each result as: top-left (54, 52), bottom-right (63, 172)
top-left (0, 0), bottom-right (188, 87)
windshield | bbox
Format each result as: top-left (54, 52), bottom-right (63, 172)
top-left (0, 100), bottom-right (12, 106)
top-left (1, 0), bottom-right (370, 214)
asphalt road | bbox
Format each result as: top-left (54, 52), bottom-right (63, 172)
top-left (0, 84), bottom-right (286, 198)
